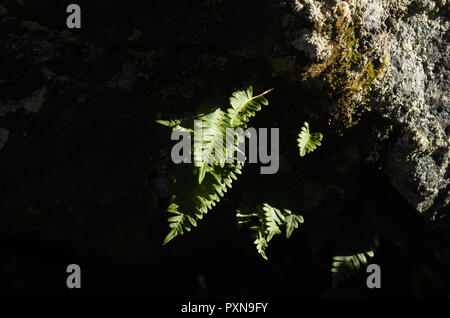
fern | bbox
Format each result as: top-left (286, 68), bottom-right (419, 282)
top-left (331, 250), bottom-right (375, 288)
top-left (157, 87), bottom-right (272, 245)
top-left (234, 119), bottom-right (322, 259)
top-left (192, 86), bottom-right (272, 184)
top-left (193, 109), bottom-right (239, 184)
top-left (228, 87), bottom-right (273, 128)
top-left (297, 122), bottom-right (323, 157)
top-left (237, 203), bottom-right (304, 260)
top-left (156, 116), bottom-right (195, 132)
top-left (163, 162), bottom-right (243, 245)
top-left (285, 212), bottom-right (305, 239)
top-left (309, 208), bottom-right (386, 288)
top-left (254, 233), bottom-right (269, 260)
top-left (158, 89), bottom-right (324, 259)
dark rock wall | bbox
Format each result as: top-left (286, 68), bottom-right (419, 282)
top-left (0, 0), bottom-right (449, 297)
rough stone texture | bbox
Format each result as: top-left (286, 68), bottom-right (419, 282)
top-left (289, 0), bottom-right (449, 226)
top-left (367, 1), bottom-right (450, 224)
top-left (0, 0), bottom-right (449, 296)
top-left (291, 29), bottom-right (333, 61)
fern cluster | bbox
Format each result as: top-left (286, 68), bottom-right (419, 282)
top-left (157, 87), bottom-right (326, 263)
top-left (157, 87), bottom-right (272, 245)
top-left (235, 122), bottom-right (323, 259)
top-left (157, 87), bottom-right (388, 290)
top-left (237, 203), bottom-right (304, 260)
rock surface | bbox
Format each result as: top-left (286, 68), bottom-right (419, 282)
top-left (380, 8), bottom-right (448, 224)
top-left (289, 0), bottom-right (449, 226)
top-left (0, 0), bottom-right (449, 296)
top-left (365, 0), bottom-right (449, 224)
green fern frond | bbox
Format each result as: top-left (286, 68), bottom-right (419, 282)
top-left (237, 203), bottom-right (304, 260)
top-left (331, 250), bottom-right (375, 288)
top-left (193, 108), bottom-right (240, 184)
top-left (285, 212), bottom-right (304, 239)
top-left (228, 86), bottom-right (273, 128)
top-left (254, 232), bottom-right (269, 260)
top-left (163, 162), bottom-right (243, 245)
top-left (159, 86), bottom-right (272, 245)
top-left (262, 203), bottom-right (284, 241)
top-left (309, 208), bottom-right (384, 288)
top-left (297, 122), bottom-right (323, 157)
top-left (155, 117), bottom-right (194, 132)
top-left (155, 119), bottom-right (183, 128)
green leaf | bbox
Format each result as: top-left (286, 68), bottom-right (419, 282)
top-left (254, 233), bottom-right (269, 260)
top-left (155, 119), bottom-right (181, 127)
top-left (158, 86), bottom-right (272, 245)
top-left (297, 122), bottom-right (323, 157)
top-left (236, 203), bottom-right (303, 259)
top-left (155, 117), bottom-right (194, 132)
top-left (162, 163), bottom-right (243, 245)
top-left (331, 250), bottom-right (375, 288)
top-left (227, 86), bottom-right (273, 128)
top-left (193, 108), bottom-right (237, 183)
top-left (262, 203), bottom-right (284, 241)
top-left (285, 214), bottom-right (304, 239)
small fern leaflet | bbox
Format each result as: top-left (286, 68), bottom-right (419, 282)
top-left (297, 122), bottom-right (323, 157)
top-left (237, 203), bottom-right (304, 260)
top-left (331, 250), bottom-right (375, 288)
top-left (228, 86), bottom-right (273, 128)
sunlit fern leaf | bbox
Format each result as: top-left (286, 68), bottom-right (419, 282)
top-left (237, 203), bottom-right (304, 259)
top-left (163, 162), bottom-right (243, 245)
top-left (331, 250), bottom-right (375, 288)
top-left (155, 119), bottom-right (183, 128)
top-left (193, 108), bottom-right (240, 184)
top-left (155, 117), bottom-right (194, 132)
top-left (297, 122), bottom-right (323, 157)
top-left (236, 208), bottom-right (257, 229)
top-left (227, 86), bottom-right (273, 128)
top-left (262, 203), bottom-right (284, 241)
top-left (285, 212), bottom-right (304, 239)
top-left (158, 87), bottom-right (272, 245)
top-left (254, 232), bottom-right (269, 260)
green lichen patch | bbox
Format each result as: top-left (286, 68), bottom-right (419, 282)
top-left (302, 11), bottom-right (387, 133)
